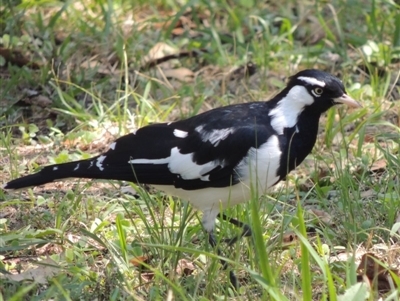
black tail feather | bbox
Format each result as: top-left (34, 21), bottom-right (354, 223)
top-left (4, 158), bottom-right (102, 189)
top-left (3, 155), bottom-right (176, 190)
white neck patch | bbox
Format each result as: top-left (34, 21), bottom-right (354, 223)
top-left (298, 76), bottom-right (326, 87)
top-left (268, 85), bottom-right (314, 135)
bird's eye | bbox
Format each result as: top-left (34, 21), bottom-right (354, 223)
top-left (312, 87), bottom-right (323, 97)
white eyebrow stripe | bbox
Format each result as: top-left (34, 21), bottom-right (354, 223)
top-left (298, 76), bottom-right (326, 87)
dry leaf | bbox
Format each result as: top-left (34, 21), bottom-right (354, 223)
top-left (130, 255), bottom-right (151, 267)
top-left (15, 89), bottom-right (52, 108)
top-left (80, 58), bottom-right (102, 69)
top-left (33, 243), bottom-right (63, 256)
top-left (121, 186), bottom-right (138, 195)
top-left (370, 159), bottom-right (387, 173)
top-left (65, 233), bottom-right (106, 250)
top-left (143, 42), bottom-right (178, 65)
top-left (175, 259), bottom-right (195, 276)
top-left (1, 258), bottom-right (59, 284)
top-left (80, 57), bottom-right (116, 75)
top-left (29, 95), bottom-right (52, 107)
top-left (0, 206), bottom-right (17, 218)
top-left (306, 209), bottom-right (333, 225)
top-left (282, 231), bottom-right (298, 244)
top-left (360, 189), bottom-right (376, 199)
top-left (0, 47), bottom-right (40, 69)
top-left (162, 67), bottom-right (194, 82)
top-left (357, 253), bottom-right (399, 292)
top-left (364, 134), bottom-right (375, 143)
top-left (140, 272), bottom-right (155, 282)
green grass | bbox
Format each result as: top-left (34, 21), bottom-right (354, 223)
top-left (1, 0), bottom-right (400, 300)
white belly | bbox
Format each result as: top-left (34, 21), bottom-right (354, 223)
top-left (152, 135), bottom-right (282, 231)
top-left (154, 135), bottom-right (281, 209)
top-left (153, 181), bottom-right (252, 211)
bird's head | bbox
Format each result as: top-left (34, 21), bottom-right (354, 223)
top-left (284, 69), bottom-right (361, 113)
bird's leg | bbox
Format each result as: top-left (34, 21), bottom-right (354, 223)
top-left (208, 231), bottom-right (238, 289)
top-left (218, 213), bottom-right (252, 246)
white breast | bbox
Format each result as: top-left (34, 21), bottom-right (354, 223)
top-left (235, 134), bottom-right (281, 195)
top-left (153, 135), bottom-right (281, 217)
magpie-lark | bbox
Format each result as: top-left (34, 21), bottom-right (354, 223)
top-left (3, 69), bottom-right (361, 288)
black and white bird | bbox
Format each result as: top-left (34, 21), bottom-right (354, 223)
top-left (3, 69), bottom-right (361, 287)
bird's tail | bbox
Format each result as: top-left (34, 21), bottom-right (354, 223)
top-left (3, 156), bottom-right (127, 190)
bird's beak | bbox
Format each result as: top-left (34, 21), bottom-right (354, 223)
top-left (334, 93), bottom-right (362, 108)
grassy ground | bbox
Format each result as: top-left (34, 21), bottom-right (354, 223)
top-left (1, 0), bottom-right (400, 300)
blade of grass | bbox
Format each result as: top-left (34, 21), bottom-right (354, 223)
top-left (7, 283), bottom-right (36, 301)
top-left (115, 213), bottom-right (128, 263)
top-left (295, 202), bottom-right (312, 300)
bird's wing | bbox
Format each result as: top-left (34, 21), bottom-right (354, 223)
top-left (101, 119), bottom-right (274, 190)
top-left (4, 103), bottom-right (276, 190)
top-left (73, 102), bottom-right (276, 190)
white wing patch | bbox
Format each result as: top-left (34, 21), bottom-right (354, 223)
top-left (73, 163), bottom-right (80, 171)
top-left (168, 147), bottom-right (219, 180)
top-left (195, 125), bottom-right (235, 146)
top-left (173, 129), bottom-right (188, 138)
top-left (128, 157), bottom-right (170, 164)
top-left (298, 76), bottom-right (326, 87)
top-left (109, 142), bottom-right (116, 150)
top-left (268, 85), bottom-right (313, 134)
top-left (96, 155), bottom-right (107, 171)
top-left (127, 146), bottom-right (220, 181)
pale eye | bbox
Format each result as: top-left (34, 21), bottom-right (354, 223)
top-left (312, 87), bottom-right (323, 97)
